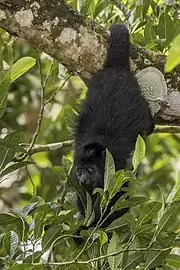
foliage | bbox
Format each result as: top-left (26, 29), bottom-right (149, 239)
top-left (0, 0), bottom-right (180, 269)
top-left (165, 33), bottom-right (180, 72)
top-left (0, 146), bottom-right (180, 269)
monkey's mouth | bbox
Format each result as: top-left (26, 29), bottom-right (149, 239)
top-left (81, 181), bottom-right (94, 192)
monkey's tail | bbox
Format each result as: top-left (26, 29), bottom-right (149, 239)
top-left (105, 24), bottom-right (130, 70)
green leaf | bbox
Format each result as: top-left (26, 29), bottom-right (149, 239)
top-left (113, 196), bottom-right (148, 212)
top-left (143, 0), bottom-right (150, 18)
top-left (0, 132), bottom-right (24, 171)
top-left (144, 22), bottom-right (156, 44)
top-left (87, 194), bottom-right (101, 227)
top-left (62, 156), bottom-right (72, 172)
top-left (157, 13), bottom-right (174, 43)
top-left (64, 105), bottom-right (77, 134)
top-left (172, 239), bottom-right (180, 249)
top-left (165, 34), bottom-right (180, 72)
top-left (107, 232), bottom-right (122, 270)
top-left (8, 264), bottom-right (44, 270)
top-left (30, 196), bottom-right (45, 206)
top-left (94, 188), bottom-right (109, 208)
top-left (165, 183), bottom-right (177, 205)
top-left (24, 252), bottom-right (41, 263)
top-left (93, 187), bottom-right (105, 197)
top-left (42, 225), bottom-right (62, 251)
top-left (34, 211), bottom-right (46, 239)
top-left (0, 71), bottom-right (10, 118)
top-left (120, 213), bottom-right (136, 230)
top-left (122, 252), bottom-right (144, 270)
top-left (138, 201), bottom-right (162, 226)
top-left (3, 231), bottom-right (19, 257)
top-left (68, 166), bottom-right (86, 210)
top-left (173, 185), bottom-right (180, 202)
top-left (134, 224), bottom-right (155, 237)
top-left (144, 234), bottom-right (175, 269)
top-left (81, 0), bottom-right (94, 15)
top-left (0, 213), bottom-right (17, 226)
top-left (112, 200), bottom-right (129, 213)
top-left (145, 247), bottom-right (170, 270)
top-left (52, 166), bottom-right (66, 181)
top-left (65, 265), bottom-right (90, 270)
top-left (99, 231), bottom-right (108, 246)
top-left (84, 191), bottom-right (93, 226)
top-left (109, 170), bottom-right (130, 199)
top-left (155, 202), bottom-right (180, 237)
top-left (11, 57), bottom-right (36, 82)
top-left (129, 196), bottom-right (148, 206)
top-left (44, 210), bottom-right (74, 232)
top-left (94, 0), bottom-right (109, 18)
top-left (166, 254), bottom-right (180, 268)
top-left (151, 1), bottom-right (159, 16)
top-left (20, 202), bottom-right (39, 217)
top-left (0, 161), bottom-right (33, 178)
top-left (132, 135), bottom-right (146, 171)
top-left (106, 217), bottom-right (132, 232)
top-left (0, 213), bottom-right (27, 241)
top-left (104, 149), bottom-right (115, 192)
top-left (0, 132), bottom-right (24, 152)
top-left (32, 202), bottom-right (58, 215)
top-left (157, 184), bottom-right (166, 221)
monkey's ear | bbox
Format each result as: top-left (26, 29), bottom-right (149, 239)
top-left (136, 67), bottom-right (167, 115)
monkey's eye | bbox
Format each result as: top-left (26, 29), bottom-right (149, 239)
top-left (76, 166), bottom-right (83, 177)
top-left (87, 167), bottom-right (93, 174)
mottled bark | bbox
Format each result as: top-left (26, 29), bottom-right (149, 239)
top-left (0, 0), bottom-right (179, 124)
top-left (0, 0), bottom-right (108, 78)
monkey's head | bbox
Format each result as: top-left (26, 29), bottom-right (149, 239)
top-left (75, 143), bottom-right (105, 193)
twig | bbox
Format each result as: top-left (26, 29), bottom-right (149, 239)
top-left (31, 247), bottom-right (171, 267)
top-left (14, 58), bottom-right (53, 162)
top-left (14, 63), bottom-right (72, 162)
top-left (25, 166), bottom-right (36, 195)
top-left (44, 73), bottom-right (72, 106)
top-left (75, 191), bottom-right (130, 258)
top-left (20, 140), bottom-right (73, 155)
top-left (75, 201), bottom-right (110, 260)
top-left (57, 165), bottom-right (73, 214)
top-left (25, 57), bottom-right (47, 156)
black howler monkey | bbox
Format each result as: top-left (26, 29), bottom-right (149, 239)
top-left (73, 24), bottom-right (154, 243)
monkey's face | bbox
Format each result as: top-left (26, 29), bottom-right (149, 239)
top-left (76, 164), bottom-right (103, 193)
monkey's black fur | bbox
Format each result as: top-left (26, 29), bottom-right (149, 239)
top-left (73, 24), bottom-right (154, 244)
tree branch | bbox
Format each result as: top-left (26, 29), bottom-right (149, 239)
top-left (0, 0), bottom-right (179, 124)
top-left (19, 140), bottom-right (73, 155)
top-left (31, 247), bottom-right (171, 267)
top-left (16, 125), bottom-right (180, 156)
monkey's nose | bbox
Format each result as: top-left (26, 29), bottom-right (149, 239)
top-left (80, 176), bottom-right (87, 184)
top-left (81, 177), bottom-right (91, 189)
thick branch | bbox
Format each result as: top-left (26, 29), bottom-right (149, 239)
top-left (0, 0), bottom-right (107, 78)
top-left (0, 0), bottom-right (179, 124)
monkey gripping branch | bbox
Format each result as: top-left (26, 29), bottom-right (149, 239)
top-left (0, 0), bottom-right (180, 125)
